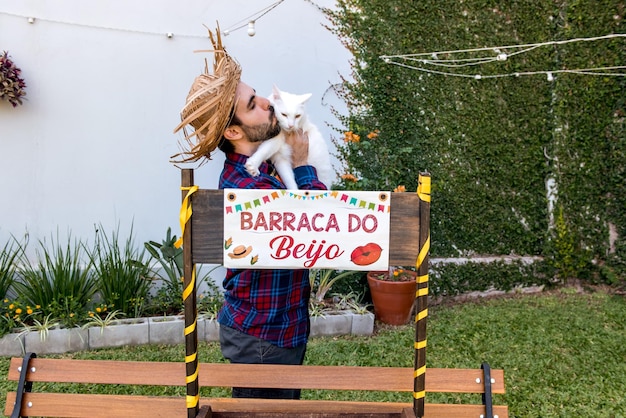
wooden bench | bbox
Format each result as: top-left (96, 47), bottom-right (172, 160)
top-left (5, 354), bottom-right (507, 417)
top-left (4, 170), bottom-right (509, 417)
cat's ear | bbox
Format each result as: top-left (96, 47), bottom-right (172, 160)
top-left (299, 93), bottom-right (312, 103)
top-left (271, 85), bottom-right (282, 100)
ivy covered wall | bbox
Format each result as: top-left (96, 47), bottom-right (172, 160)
top-left (323, 0), bottom-right (625, 284)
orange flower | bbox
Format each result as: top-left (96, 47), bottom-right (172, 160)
top-left (394, 185), bottom-right (406, 192)
top-left (341, 173), bottom-right (358, 183)
top-left (367, 130), bottom-right (379, 139)
top-left (344, 131), bottom-right (360, 143)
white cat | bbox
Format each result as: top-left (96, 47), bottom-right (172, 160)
top-left (244, 85), bottom-right (334, 190)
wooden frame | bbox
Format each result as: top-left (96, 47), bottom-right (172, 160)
top-left (3, 169), bottom-right (509, 418)
top-left (181, 169), bottom-right (424, 418)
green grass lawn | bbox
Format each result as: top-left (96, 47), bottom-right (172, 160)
top-left (1, 287), bottom-right (624, 417)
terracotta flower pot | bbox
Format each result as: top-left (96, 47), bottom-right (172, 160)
top-left (367, 270), bottom-right (417, 325)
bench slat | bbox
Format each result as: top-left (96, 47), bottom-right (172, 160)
top-left (7, 358), bottom-right (505, 393)
top-left (5, 393), bottom-right (508, 418)
top-left (5, 392), bottom-right (189, 418)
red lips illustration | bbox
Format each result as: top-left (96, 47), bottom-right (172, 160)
top-left (350, 243), bottom-right (383, 266)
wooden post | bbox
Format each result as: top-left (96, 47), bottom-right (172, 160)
top-left (181, 169), bottom-right (200, 418)
top-left (413, 173), bottom-right (431, 418)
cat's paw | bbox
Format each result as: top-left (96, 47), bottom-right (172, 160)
top-left (245, 161), bottom-right (260, 177)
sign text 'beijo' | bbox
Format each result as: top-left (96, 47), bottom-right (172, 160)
top-left (223, 189), bottom-right (391, 270)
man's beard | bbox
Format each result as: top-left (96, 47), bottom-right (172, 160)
top-left (242, 108), bottom-right (281, 143)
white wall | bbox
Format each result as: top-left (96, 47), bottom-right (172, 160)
top-left (0, 0), bottom-right (350, 259)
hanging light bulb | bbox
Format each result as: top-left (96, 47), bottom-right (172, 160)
top-left (247, 21), bottom-right (256, 37)
top-left (547, 72), bottom-right (554, 81)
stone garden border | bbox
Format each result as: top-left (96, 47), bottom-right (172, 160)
top-left (0, 311), bottom-right (374, 356)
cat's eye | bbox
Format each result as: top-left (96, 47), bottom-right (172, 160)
top-left (296, 114), bottom-right (301, 118)
top-left (282, 113), bottom-right (287, 117)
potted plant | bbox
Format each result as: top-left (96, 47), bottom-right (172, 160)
top-left (366, 267), bottom-right (417, 325)
top-left (0, 51), bottom-right (27, 107)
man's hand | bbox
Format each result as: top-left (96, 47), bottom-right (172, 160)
top-left (285, 129), bottom-right (309, 168)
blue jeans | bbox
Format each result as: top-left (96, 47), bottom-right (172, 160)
top-left (219, 325), bottom-right (307, 399)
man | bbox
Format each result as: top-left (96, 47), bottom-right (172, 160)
top-left (173, 28), bottom-right (326, 399)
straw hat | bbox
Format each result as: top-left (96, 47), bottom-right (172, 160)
top-left (227, 245), bottom-right (253, 259)
top-left (172, 24), bottom-right (242, 163)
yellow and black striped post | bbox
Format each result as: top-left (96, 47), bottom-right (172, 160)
top-left (413, 173), bottom-right (431, 418)
top-left (178, 169), bottom-right (200, 418)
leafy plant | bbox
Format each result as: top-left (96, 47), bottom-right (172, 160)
top-left (309, 301), bottom-right (327, 318)
top-left (82, 309), bottom-right (124, 334)
top-left (144, 227), bottom-right (184, 314)
top-left (145, 228), bottom-right (183, 289)
top-left (0, 51), bottom-right (27, 107)
top-left (332, 291), bottom-right (371, 313)
top-left (17, 313), bottom-right (59, 342)
top-left (144, 227), bottom-right (221, 315)
top-left (369, 267), bottom-right (416, 282)
top-left (546, 206), bottom-right (589, 282)
top-left (14, 232), bottom-right (97, 323)
top-left (311, 290), bottom-right (371, 315)
top-left (47, 296), bottom-right (90, 328)
top-left (0, 235), bottom-right (25, 301)
top-left (0, 298), bottom-right (41, 336)
top-left (309, 270), bottom-right (369, 315)
top-left (90, 224), bottom-right (152, 318)
top-left (309, 269), bottom-right (360, 304)
top-left (344, 298), bottom-right (371, 314)
top-left (197, 291), bottom-right (224, 320)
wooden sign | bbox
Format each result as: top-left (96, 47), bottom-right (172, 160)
top-left (223, 189), bottom-right (391, 270)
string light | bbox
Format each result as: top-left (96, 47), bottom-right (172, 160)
top-left (380, 34), bottom-right (626, 79)
top-left (386, 60), bottom-right (626, 79)
top-left (247, 21), bottom-right (256, 37)
top-left (222, 0), bottom-right (285, 36)
top-left (0, 10), bottom-right (207, 39)
top-left (2, 1), bottom-right (287, 39)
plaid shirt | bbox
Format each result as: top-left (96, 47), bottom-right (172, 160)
top-left (218, 152), bottom-right (327, 348)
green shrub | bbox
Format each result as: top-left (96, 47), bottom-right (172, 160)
top-left (13, 232), bottom-right (97, 328)
top-left (89, 224), bottom-right (152, 318)
top-left (545, 205), bottom-right (591, 282)
top-left (144, 227), bottom-right (184, 315)
top-left (321, 0), bottom-right (625, 285)
top-left (144, 227), bottom-right (222, 316)
top-left (0, 235), bottom-right (24, 301)
top-left (430, 259), bottom-right (553, 297)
